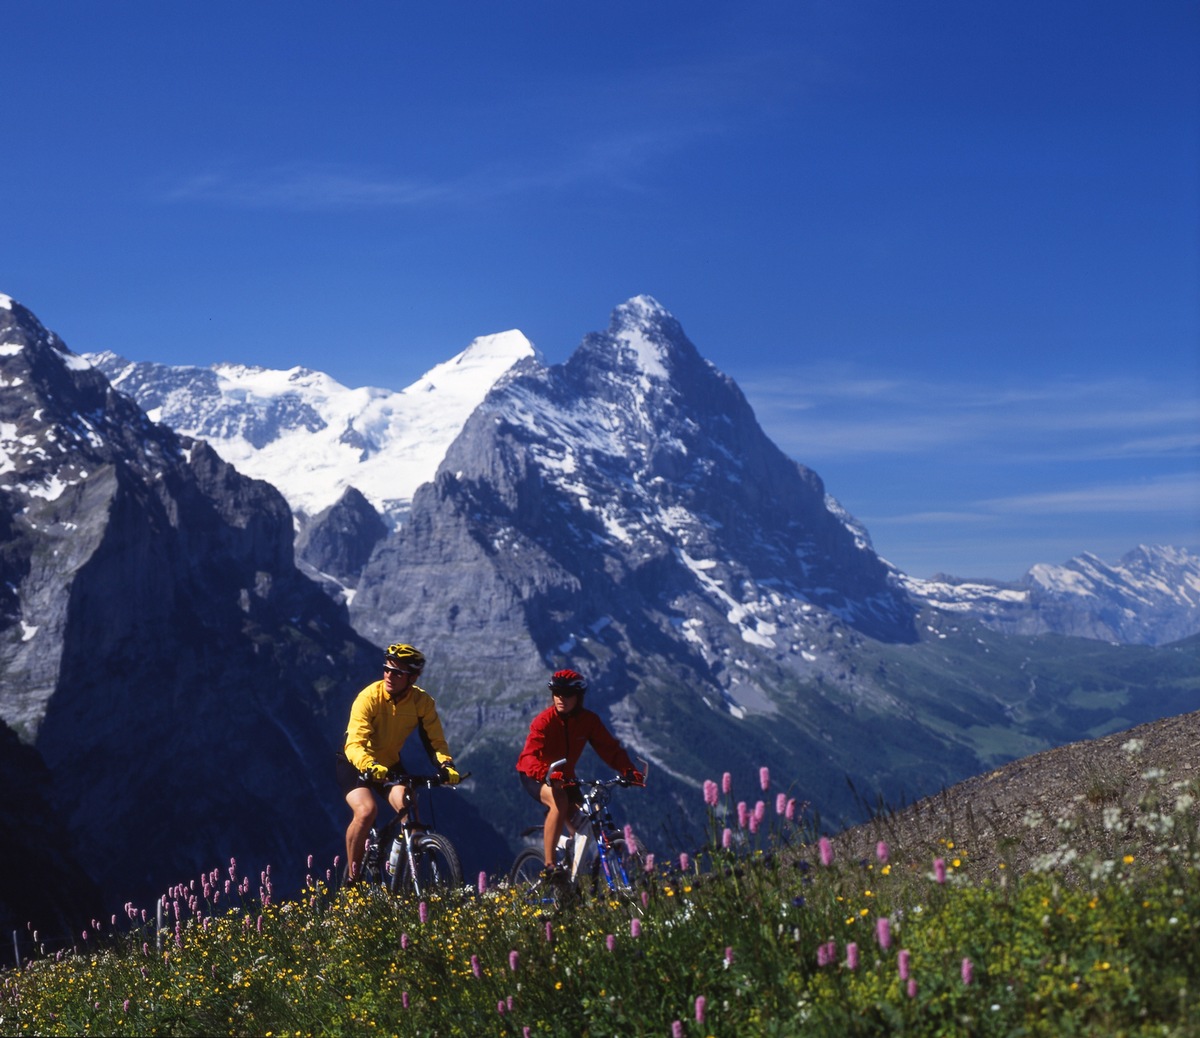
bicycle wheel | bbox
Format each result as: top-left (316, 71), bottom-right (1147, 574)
top-left (509, 848), bottom-right (547, 888)
top-left (399, 832), bottom-right (462, 896)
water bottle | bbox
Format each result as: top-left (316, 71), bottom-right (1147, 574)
top-left (385, 835), bottom-right (404, 877)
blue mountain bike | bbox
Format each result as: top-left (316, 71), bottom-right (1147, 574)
top-left (509, 758), bottom-right (647, 908)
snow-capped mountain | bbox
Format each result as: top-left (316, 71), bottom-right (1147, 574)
top-left (903, 545), bottom-right (1200, 646)
top-left (87, 303), bottom-right (1199, 648)
top-left (87, 330), bottom-right (536, 528)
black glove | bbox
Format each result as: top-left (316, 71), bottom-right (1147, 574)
top-left (623, 768), bottom-right (645, 787)
top-left (439, 762), bottom-right (461, 785)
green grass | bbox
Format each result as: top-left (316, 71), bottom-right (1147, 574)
top-left (4, 760), bottom-right (1199, 1037)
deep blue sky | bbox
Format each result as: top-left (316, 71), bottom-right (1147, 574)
top-left (4, 1), bottom-right (1197, 581)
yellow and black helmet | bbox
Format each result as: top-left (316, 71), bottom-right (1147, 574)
top-left (385, 643), bottom-right (426, 674)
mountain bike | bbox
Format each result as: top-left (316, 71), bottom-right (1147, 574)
top-left (509, 758), bottom-right (647, 908)
top-left (357, 770), bottom-right (467, 897)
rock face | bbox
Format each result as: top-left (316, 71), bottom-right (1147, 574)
top-left (0, 716), bottom-right (102, 944)
top-left (295, 486), bottom-right (388, 588)
top-left (0, 295), bottom-right (504, 929)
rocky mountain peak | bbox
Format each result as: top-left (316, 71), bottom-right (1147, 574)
top-left (570, 294), bottom-right (703, 390)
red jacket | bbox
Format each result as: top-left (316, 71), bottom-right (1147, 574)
top-left (515, 704), bottom-right (635, 783)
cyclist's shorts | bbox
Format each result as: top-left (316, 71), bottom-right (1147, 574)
top-left (336, 753), bottom-right (403, 797)
top-left (518, 771), bottom-right (583, 808)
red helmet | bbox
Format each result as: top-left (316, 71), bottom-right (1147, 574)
top-left (548, 669), bottom-right (587, 694)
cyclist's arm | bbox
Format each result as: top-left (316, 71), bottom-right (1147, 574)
top-left (586, 713), bottom-right (636, 775)
top-left (415, 691), bottom-right (454, 767)
top-left (344, 686), bottom-right (382, 773)
top-left (517, 711), bottom-right (554, 782)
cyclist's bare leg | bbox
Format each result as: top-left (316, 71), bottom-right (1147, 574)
top-left (345, 786), bottom-right (378, 880)
top-left (387, 782), bottom-right (415, 826)
top-left (539, 780), bottom-right (576, 868)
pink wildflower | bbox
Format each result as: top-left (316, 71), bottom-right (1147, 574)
top-left (703, 779), bottom-right (719, 806)
top-left (478, 871), bottom-right (488, 894)
top-left (471, 954), bottom-right (481, 978)
top-left (961, 957), bottom-right (973, 985)
top-left (401, 991), bottom-right (409, 1009)
top-left (846, 942), bottom-right (859, 970)
top-left (631, 918), bottom-right (641, 938)
top-left (509, 949), bottom-right (520, 971)
top-left (934, 858), bottom-right (947, 884)
top-left (606, 934), bottom-right (616, 952)
top-left (775, 792), bottom-right (788, 815)
top-left (401, 933), bottom-right (409, 950)
top-left (898, 948), bottom-right (911, 981)
top-left (875, 916), bottom-right (891, 949)
top-left (695, 995), bottom-right (707, 1024)
top-left (679, 852), bottom-right (690, 872)
top-left (759, 766), bottom-right (771, 791)
top-left (816, 942), bottom-right (832, 967)
top-left (722, 827), bottom-right (733, 849)
top-left (624, 824), bottom-right (638, 851)
top-left (497, 999), bottom-right (506, 1015)
top-left (737, 801), bottom-right (749, 828)
top-left (785, 797), bottom-right (796, 820)
top-left (419, 901), bottom-right (429, 923)
top-left (819, 836), bottom-right (834, 866)
top-left (907, 978), bottom-right (918, 999)
top-left (754, 800), bottom-right (766, 823)
top-left (545, 920), bottom-right (553, 943)
top-left (724, 945), bottom-right (734, 966)
top-left (671, 1021), bottom-right (684, 1038)
top-left (722, 771), bottom-right (732, 794)
top-left (643, 853), bottom-right (655, 872)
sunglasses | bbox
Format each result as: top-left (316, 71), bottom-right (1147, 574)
top-left (551, 689), bottom-right (579, 697)
top-left (383, 665), bottom-right (418, 677)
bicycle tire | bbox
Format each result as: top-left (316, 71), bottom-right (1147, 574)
top-left (398, 831), bottom-right (462, 896)
top-left (509, 847), bottom-right (547, 888)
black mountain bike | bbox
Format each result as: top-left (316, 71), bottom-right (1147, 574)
top-left (509, 758), bottom-right (647, 907)
top-left (357, 770), bottom-right (466, 897)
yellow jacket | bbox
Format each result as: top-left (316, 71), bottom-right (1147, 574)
top-left (343, 680), bottom-right (453, 773)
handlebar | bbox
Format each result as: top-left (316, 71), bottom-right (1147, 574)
top-left (546, 756), bottom-right (649, 789)
top-left (359, 769), bottom-right (472, 789)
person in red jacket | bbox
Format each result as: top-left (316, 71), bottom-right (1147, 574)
top-left (515, 668), bottom-right (644, 877)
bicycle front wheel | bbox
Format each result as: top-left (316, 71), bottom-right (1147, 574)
top-left (399, 832), bottom-right (462, 896)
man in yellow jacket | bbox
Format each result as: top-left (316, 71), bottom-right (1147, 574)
top-left (337, 643), bottom-right (461, 883)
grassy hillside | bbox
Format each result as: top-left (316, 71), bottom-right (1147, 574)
top-left (5, 710), bottom-right (1199, 1036)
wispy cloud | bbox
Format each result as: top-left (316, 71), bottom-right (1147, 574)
top-left (157, 125), bottom-right (701, 212)
top-left (982, 472), bottom-right (1200, 515)
top-left (743, 368), bottom-right (1200, 465)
